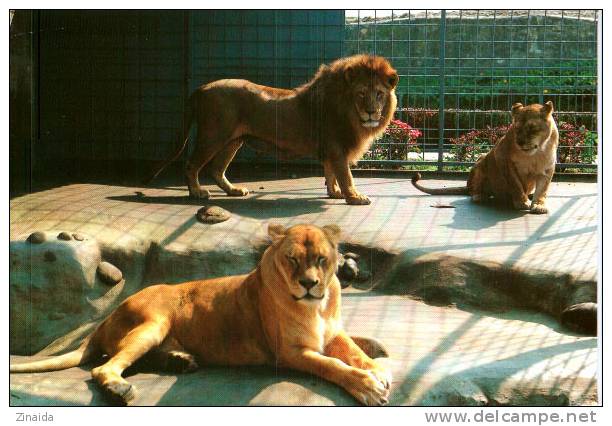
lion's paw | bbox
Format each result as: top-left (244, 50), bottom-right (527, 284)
top-left (226, 187), bottom-right (249, 197)
top-left (189, 187), bottom-right (211, 199)
top-left (529, 203), bottom-right (548, 214)
top-left (346, 194), bottom-right (371, 205)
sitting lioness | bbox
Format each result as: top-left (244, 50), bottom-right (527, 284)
top-left (412, 102), bottom-right (559, 214)
top-left (144, 54), bottom-right (399, 205)
top-left (10, 224), bottom-right (392, 406)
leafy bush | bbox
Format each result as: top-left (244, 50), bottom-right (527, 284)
top-left (557, 122), bottom-right (598, 165)
top-left (448, 125), bottom-right (509, 162)
top-left (365, 119), bottom-right (422, 162)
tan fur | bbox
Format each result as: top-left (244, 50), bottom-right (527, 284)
top-left (10, 224), bottom-right (392, 406)
top-left (411, 102), bottom-right (559, 214)
top-left (144, 55), bottom-right (399, 205)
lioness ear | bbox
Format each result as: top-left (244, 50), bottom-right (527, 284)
top-left (542, 101), bottom-right (554, 116)
top-left (511, 103), bottom-right (524, 117)
top-left (387, 71), bottom-right (399, 89)
top-left (322, 224), bottom-right (342, 246)
top-left (268, 224), bottom-right (286, 243)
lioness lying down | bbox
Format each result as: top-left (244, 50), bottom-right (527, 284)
top-left (10, 224), bottom-right (392, 406)
top-left (412, 102), bottom-right (559, 214)
top-left (144, 54), bottom-right (399, 205)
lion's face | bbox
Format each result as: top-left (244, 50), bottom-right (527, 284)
top-left (344, 59), bottom-right (399, 129)
top-left (511, 101), bottom-right (555, 155)
top-left (351, 81), bottom-right (394, 128)
top-left (268, 224), bottom-right (341, 305)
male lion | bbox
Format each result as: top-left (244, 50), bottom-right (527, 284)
top-left (412, 102), bottom-right (559, 214)
top-left (144, 55), bottom-right (399, 205)
top-left (11, 224), bottom-right (392, 406)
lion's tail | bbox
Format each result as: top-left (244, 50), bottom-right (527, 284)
top-left (142, 96), bottom-right (195, 185)
top-left (411, 172), bottom-right (470, 195)
top-left (10, 336), bottom-right (96, 373)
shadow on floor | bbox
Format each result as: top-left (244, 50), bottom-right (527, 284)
top-left (107, 193), bottom-right (330, 219)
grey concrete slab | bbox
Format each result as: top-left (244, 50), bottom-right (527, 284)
top-left (9, 176), bottom-right (599, 405)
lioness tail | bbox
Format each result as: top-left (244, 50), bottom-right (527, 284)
top-left (10, 337), bottom-right (96, 373)
top-left (411, 172), bottom-right (469, 195)
top-left (142, 97), bottom-right (195, 185)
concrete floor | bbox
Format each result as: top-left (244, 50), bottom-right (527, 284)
top-left (9, 174), bottom-right (599, 406)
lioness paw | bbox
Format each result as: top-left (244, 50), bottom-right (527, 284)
top-left (103, 381), bottom-right (135, 406)
top-left (346, 369), bottom-right (390, 406)
top-left (370, 366), bottom-right (393, 390)
top-left (346, 193), bottom-right (371, 205)
top-left (166, 351), bottom-right (199, 373)
top-left (513, 200), bottom-right (530, 210)
top-left (530, 203), bottom-right (548, 214)
top-left (226, 187), bottom-right (249, 197)
top-left (328, 189), bottom-right (344, 199)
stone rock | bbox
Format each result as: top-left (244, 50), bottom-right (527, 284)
top-left (355, 270), bottom-right (371, 282)
top-left (196, 205), bottom-right (231, 224)
top-left (338, 258), bottom-right (359, 281)
top-left (27, 231), bottom-right (46, 244)
top-left (72, 233), bottom-right (85, 241)
top-left (10, 236), bottom-right (103, 354)
top-left (44, 251), bottom-right (57, 262)
top-left (97, 261), bottom-right (123, 285)
top-left (344, 252), bottom-right (360, 261)
top-left (57, 232), bottom-right (72, 241)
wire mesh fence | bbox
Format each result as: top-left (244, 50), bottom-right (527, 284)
top-left (18, 10), bottom-right (598, 174)
top-left (344, 10), bottom-right (599, 172)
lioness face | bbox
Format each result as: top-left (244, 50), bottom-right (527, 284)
top-left (511, 101), bottom-right (555, 155)
top-left (268, 224), bottom-right (341, 304)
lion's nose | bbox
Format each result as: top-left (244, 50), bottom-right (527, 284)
top-left (298, 278), bottom-right (319, 290)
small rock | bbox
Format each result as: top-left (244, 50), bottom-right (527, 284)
top-left (27, 231), bottom-right (46, 244)
top-left (196, 205), bottom-right (231, 224)
top-left (57, 232), bottom-right (72, 241)
top-left (259, 186), bottom-right (265, 190)
top-left (344, 252), bottom-right (360, 261)
top-left (72, 233), bottom-right (85, 241)
top-left (97, 261), bottom-right (123, 285)
top-left (339, 258), bottom-right (359, 281)
top-left (43, 251), bottom-right (57, 262)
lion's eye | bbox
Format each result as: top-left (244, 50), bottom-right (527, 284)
top-left (287, 256), bottom-right (299, 267)
top-left (317, 256), bottom-right (327, 266)
top-left (376, 91), bottom-right (384, 100)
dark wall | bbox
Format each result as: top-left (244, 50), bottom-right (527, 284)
top-left (10, 10), bottom-right (35, 194)
top-left (9, 10), bottom-right (344, 191)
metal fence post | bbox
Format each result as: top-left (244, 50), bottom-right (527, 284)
top-left (437, 10), bottom-right (446, 171)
